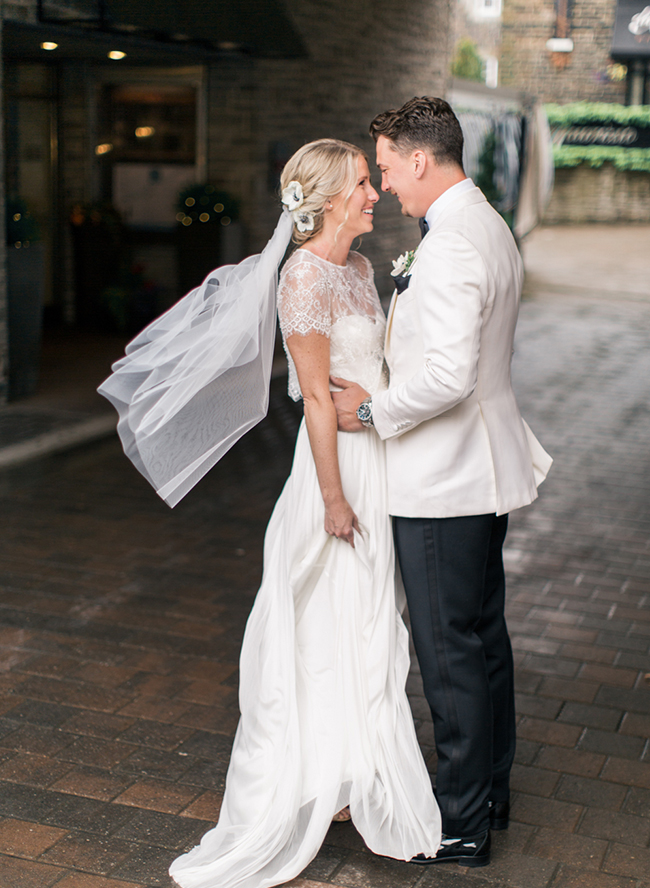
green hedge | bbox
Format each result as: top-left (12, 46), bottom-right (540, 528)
top-left (546, 102), bottom-right (650, 171)
top-left (545, 102), bottom-right (650, 127)
top-left (553, 146), bottom-right (650, 172)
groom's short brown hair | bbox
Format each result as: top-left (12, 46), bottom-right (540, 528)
top-left (369, 96), bottom-right (464, 169)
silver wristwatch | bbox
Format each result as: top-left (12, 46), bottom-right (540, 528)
top-left (356, 397), bottom-right (374, 428)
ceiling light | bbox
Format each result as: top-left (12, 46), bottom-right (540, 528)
top-left (95, 143), bottom-right (113, 155)
top-left (41, 42), bottom-right (59, 51)
top-left (135, 126), bottom-right (155, 138)
top-left (108, 50), bottom-right (126, 60)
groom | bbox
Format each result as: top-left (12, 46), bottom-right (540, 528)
top-left (331, 97), bottom-right (551, 866)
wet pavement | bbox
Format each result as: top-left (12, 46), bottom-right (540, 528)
top-left (1, 225), bottom-right (650, 888)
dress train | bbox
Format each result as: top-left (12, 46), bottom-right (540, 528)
top-left (169, 422), bottom-right (441, 888)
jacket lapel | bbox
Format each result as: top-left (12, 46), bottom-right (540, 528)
top-left (384, 186), bottom-right (488, 354)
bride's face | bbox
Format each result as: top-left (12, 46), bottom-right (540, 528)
top-left (328, 156), bottom-right (379, 240)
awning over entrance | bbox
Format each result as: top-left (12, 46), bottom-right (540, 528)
top-left (4, 0), bottom-right (306, 62)
top-left (612, 0), bottom-right (650, 58)
top-left (108, 0), bottom-right (305, 57)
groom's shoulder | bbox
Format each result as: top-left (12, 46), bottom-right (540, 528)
top-left (433, 191), bottom-right (515, 247)
top-left (422, 207), bottom-right (518, 277)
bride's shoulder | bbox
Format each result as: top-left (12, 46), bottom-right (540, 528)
top-left (281, 248), bottom-right (324, 281)
top-left (278, 250), bottom-right (330, 305)
top-left (348, 251), bottom-right (375, 279)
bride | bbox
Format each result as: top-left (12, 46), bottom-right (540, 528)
top-left (164, 138), bottom-right (441, 887)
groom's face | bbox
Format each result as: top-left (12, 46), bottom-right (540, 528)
top-left (375, 136), bottom-right (423, 219)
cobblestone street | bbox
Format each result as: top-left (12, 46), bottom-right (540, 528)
top-left (1, 227), bottom-right (650, 888)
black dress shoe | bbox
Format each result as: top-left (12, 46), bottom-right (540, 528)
top-left (489, 800), bottom-right (509, 830)
top-left (411, 830), bottom-right (490, 867)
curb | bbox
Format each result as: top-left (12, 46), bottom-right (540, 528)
top-left (0, 414), bottom-right (116, 469)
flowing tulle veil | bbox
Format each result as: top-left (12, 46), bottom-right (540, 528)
top-left (98, 211), bottom-right (293, 507)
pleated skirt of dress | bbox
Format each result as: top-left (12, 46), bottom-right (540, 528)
top-left (169, 420), bottom-right (441, 888)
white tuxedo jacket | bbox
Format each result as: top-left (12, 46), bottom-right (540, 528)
top-left (373, 184), bottom-right (552, 518)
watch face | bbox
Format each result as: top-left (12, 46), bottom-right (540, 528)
top-left (357, 401), bottom-right (372, 423)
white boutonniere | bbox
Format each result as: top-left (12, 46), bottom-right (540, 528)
top-left (390, 250), bottom-right (416, 278)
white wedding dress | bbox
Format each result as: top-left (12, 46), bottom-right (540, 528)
top-left (169, 249), bottom-right (441, 888)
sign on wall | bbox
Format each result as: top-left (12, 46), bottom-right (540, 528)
top-left (552, 120), bottom-right (650, 148)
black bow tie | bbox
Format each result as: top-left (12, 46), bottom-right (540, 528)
top-left (419, 217), bottom-right (429, 239)
top-left (393, 273), bottom-right (410, 294)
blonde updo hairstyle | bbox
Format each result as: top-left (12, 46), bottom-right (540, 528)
top-left (280, 138), bottom-right (367, 246)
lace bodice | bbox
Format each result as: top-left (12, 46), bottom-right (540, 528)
top-left (277, 249), bottom-right (388, 402)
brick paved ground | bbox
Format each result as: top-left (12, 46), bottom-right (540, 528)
top-left (0, 246), bottom-right (649, 886)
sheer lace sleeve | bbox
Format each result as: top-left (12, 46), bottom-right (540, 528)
top-left (348, 250), bottom-right (373, 283)
top-left (277, 254), bottom-right (331, 340)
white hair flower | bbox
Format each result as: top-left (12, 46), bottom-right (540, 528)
top-left (281, 181), bottom-right (304, 212)
top-left (292, 210), bottom-right (315, 233)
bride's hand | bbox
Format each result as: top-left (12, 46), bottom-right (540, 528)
top-left (324, 498), bottom-right (360, 547)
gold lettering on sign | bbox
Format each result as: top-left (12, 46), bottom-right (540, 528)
top-left (562, 126), bottom-right (638, 146)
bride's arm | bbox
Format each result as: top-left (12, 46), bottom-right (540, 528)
top-left (285, 331), bottom-right (359, 547)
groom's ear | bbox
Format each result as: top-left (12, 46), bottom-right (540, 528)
top-left (412, 149), bottom-right (428, 180)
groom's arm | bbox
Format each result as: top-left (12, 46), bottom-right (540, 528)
top-left (372, 230), bottom-right (488, 440)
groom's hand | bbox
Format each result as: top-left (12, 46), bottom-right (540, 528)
top-left (330, 377), bottom-right (369, 432)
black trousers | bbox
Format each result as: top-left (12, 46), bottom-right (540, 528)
top-left (393, 513), bottom-right (515, 837)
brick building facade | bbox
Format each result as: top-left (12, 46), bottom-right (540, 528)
top-left (498, 0), bottom-right (650, 223)
top-left (499, 0), bottom-right (626, 103)
top-left (0, 0), bottom-right (452, 404)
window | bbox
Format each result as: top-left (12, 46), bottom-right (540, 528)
top-left (475, 0), bottom-right (502, 18)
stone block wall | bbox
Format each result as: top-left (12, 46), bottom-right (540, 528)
top-left (206, 0), bottom-right (452, 299)
top-left (544, 164), bottom-right (650, 222)
top-left (500, 0), bottom-right (626, 103)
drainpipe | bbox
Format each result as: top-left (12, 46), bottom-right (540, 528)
top-left (628, 59), bottom-right (645, 105)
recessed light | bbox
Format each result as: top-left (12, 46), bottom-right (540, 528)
top-left (41, 42), bottom-right (58, 51)
top-left (95, 143), bottom-right (113, 155)
top-left (108, 51), bottom-right (126, 60)
top-left (135, 126), bottom-right (155, 138)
